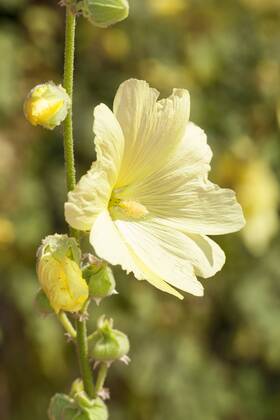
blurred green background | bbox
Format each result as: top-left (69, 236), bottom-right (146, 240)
top-left (0, 0), bottom-right (280, 419)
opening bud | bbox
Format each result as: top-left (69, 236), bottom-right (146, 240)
top-left (81, 0), bottom-right (129, 28)
top-left (83, 256), bottom-right (116, 302)
top-left (24, 82), bottom-right (71, 130)
top-left (89, 316), bottom-right (129, 362)
top-left (37, 234), bottom-right (88, 313)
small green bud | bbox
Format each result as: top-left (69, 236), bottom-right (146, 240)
top-left (89, 316), bottom-right (129, 362)
top-left (48, 393), bottom-right (108, 420)
top-left (24, 82), bottom-right (71, 130)
top-left (83, 258), bottom-right (116, 301)
top-left (82, 0), bottom-right (129, 28)
top-left (34, 288), bottom-right (53, 315)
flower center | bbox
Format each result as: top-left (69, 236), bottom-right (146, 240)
top-left (109, 195), bottom-right (148, 220)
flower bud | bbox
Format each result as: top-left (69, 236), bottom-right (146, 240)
top-left (89, 316), bottom-right (129, 362)
top-left (82, 0), bottom-right (129, 28)
top-left (37, 234), bottom-right (88, 313)
top-left (48, 393), bottom-right (108, 420)
top-left (83, 257), bottom-right (116, 301)
top-left (24, 82), bottom-right (71, 130)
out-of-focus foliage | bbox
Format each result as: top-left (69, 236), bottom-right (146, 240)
top-left (0, 0), bottom-right (279, 419)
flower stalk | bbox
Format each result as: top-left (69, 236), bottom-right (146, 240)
top-left (63, 6), bottom-right (94, 398)
top-left (58, 312), bottom-right (77, 339)
top-left (94, 362), bottom-right (109, 397)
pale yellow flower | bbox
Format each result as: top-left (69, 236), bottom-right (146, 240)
top-left (65, 79), bottom-right (245, 299)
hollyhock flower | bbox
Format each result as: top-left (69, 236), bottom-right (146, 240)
top-left (65, 79), bottom-right (245, 299)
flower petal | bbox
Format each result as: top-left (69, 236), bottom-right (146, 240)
top-left (119, 122), bottom-right (213, 199)
top-left (115, 219), bottom-right (205, 296)
top-left (185, 233), bottom-right (225, 277)
top-left (65, 104), bottom-right (124, 231)
top-left (65, 163), bottom-right (111, 231)
top-left (116, 120), bottom-right (244, 235)
top-left (113, 79), bottom-right (190, 187)
top-left (151, 181), bottom-right (245, 235)
top-left (90, 211), bottom-right (184, 299)
top-left (165, 122), bottom-right (213, 180)
top-left (93, 103), bottom-right (124, 185)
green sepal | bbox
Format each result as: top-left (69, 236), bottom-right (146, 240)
top-left (48, 393), bottom-right (108, 420)
top-left (82, 0), bottom-right (129, 28)
top-left (34, 288), bottom-right (53, 315)
top-left (38, 234), bottom-right (81, 265)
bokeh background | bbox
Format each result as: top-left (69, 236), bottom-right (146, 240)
top-left (0, 0), bottom-right (280, 419)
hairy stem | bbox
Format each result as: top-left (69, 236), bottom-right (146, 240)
top-left (63, 7), bottom-right (76, 193)
top-left (63, 6), bottom-right (94, 398)
top-left (76, 310), bottom-right (95, 398)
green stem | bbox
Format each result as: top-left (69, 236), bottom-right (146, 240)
top-left (76, 311), bottom-right (95, 398)
top-left (63, 6), bottom-right (94, 398)
top-left (58, 312), bottom-right (77, 339)
top-left (63, 7), bottom-right (76, 193)
top-left (94, 363), bottom-right (109, 397)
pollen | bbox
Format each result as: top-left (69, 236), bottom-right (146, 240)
top-left (119, 200), bottom-right (148, 218)
top-left (109, 197), bottom-right (148, 220)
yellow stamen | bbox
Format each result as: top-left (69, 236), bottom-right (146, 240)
top-left (119, 200), bottom-right (149, 219)
top-left (109, 196), bottom-right (148, 220)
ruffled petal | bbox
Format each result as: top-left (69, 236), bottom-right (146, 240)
top-left (90, 211), bottom-right (184, 299)
top-left (167, 122), bottom-right (213, 180)
top-left (184, 233), bottom-right (225, 277)
top-left (115, 219), bottom-right (204, 296)
top-left (113, 79), bottom-right (190, 187)
top-left (65, 163), bottom-right (111, 231)
top-left (65, 104), bottom-right (124, 231)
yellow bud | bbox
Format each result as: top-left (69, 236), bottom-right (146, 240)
top-left (24, 82), bottom-right (71, 130)
top-left (37, 234), bottom-right (88, 313)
